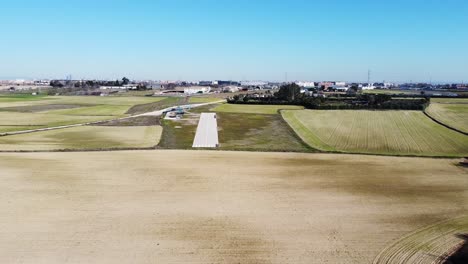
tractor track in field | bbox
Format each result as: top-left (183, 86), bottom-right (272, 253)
top-left (373, 216), bottom-right (468, 264)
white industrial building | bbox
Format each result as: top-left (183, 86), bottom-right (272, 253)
top-left (362, 84), bottom-right (375, 90)
top-left (295, 81), bottom-right (316, 88)
top-left (184, 86), bottom-right (211, 95)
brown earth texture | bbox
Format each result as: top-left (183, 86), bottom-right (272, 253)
top-left (0, 150), bottom-right (466, 264)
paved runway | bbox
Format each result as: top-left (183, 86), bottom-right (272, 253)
top-left (192, 113), bottom-right (219, 148)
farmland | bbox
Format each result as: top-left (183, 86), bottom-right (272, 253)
top-left (0, 150), bottom-right (466, 263)
top-left (188, 96), bottom-right (225, 103)
top-left (282, 110), bottom-right (468, 157)
top-left (0, 95), bottom-right (173, 151)
top-left (0, 112), bottom-right (116, 133)
top-left (159, 103), bottom-right (308, 152)
top-left (425, 99), bottom-right (468, 133)
top-left (0, 95), bottom-right (170, 133)
top-left (0, 125), bottom-right (161, 151)
top-left (216, 112), bottom-right (309, 152)
top-left (212, 104), bottom-right (304, 114)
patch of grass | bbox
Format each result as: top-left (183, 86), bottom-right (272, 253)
top-left (431, 98), bottom-right (468, 104)
top-left (46, 104), bottom-right (131, 116)
top-left (425, 101), bottom-right (468, 133)
top-left (158, 107), bottom-right (310, 152)
top-left (97, 116), bottom-right (160, 126)
top-left (0, 95), bottom-right (174, 133)
top-left (188, 97), bottom-right (225, 103)
top-left (0, 104), bottom-right (85, 113)
top-left (189, 104), bottom-right (221, 113)
top-left (0, 125), bottom-right (161, 151)
top-left (0, 94), bottom-right (50, 102)
top-left (0, 112), bottom-right (116, 133)
top-left (281, 111), bottom-right (335, 152)
top-left (50, 96), bottom-right (168, 106)
top-left (217, 112), bottom-right (311, 152)
top-left (158, 119), bottom-right (197, 149)
top-left (282, 109), bottom-right (468, 157)
top-left (0, 126), bottom-right (45, 134)
top-left (126, 97), bottom-right (188, 115)
top-left (212, 104), bottom-right (304, 114)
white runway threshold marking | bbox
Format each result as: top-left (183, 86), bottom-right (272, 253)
top-left (192, 113), bottom-right (219, 148)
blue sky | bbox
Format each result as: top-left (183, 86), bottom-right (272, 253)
top-left (1, 0), bottom-right (467, 82)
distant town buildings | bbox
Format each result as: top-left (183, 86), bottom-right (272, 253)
top-left (0, 77), bottom-right (466, 97)
top-left (240, 81), bottom-right (268, 86)
top-left (184, 86), bottom-right (211, 95)
top-left (295, 81), bottom-right (316, 88)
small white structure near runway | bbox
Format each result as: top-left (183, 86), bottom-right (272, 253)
top-left (192, 113), bottom-right (219, 148)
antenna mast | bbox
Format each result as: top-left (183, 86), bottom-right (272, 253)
top-left (367, 69), bottom-right (371, 88)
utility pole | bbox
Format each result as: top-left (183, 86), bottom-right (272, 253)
top-left (367, 69), bottom-right (371, 88)
top-left (285, 72), bottom-right (288, 83)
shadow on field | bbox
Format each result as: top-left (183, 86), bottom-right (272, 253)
top-left (444, 234), bottom-right (468, 264)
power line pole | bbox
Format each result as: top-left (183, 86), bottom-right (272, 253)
top-left (367, 69), bottom-right (371, 88)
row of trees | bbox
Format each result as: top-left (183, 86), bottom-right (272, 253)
top-left (228, 83), bottom-right (430, 110)
top-left (50, 77), bottom-right (131, 88)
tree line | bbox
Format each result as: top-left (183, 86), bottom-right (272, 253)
top-left (228, 83), bottom-right (430, 110)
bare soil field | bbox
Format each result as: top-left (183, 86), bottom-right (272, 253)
top-left (0, 150), bottom-right (466, 263)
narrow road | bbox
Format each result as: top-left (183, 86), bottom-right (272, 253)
top-left (0, 100), bottom-right (225, 137)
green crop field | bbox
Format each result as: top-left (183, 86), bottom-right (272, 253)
top-left (425, 99), bottom-right (468, 133)
top-left (0, 95), bottom-right (166, 108)
top-left (0, 94), bottom-right (51, 102)
top-left (282, 110), bottom-right (468, 157)
top-left (0, 112), bottom-right (116, 133)
top-left (0, 95), bottom-right (170, 133)
top-left (0, 125), bottom-right (161, 151)
top-left (431, 98), bottom-right (468, 104)
top-left (212, 104), bottom-right (304, 114)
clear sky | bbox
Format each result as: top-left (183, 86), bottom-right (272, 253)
top-left (1, 0), bottom-right (467, 82)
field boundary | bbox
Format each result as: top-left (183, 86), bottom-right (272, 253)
top-left (373, 216), bottom-right (468, 264)
top-left (423, 110), bottom-right (468, 136)
top-left (0, 100), bottom-right (224, 137)
top-left (281, 110), bottom-right (337, 152)
top-left (276, 109), bottom-right (319, 152)
top-left (0, 146), bottom-right (464, 158)
top-left (280, 109), bottom-right (467, 158)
